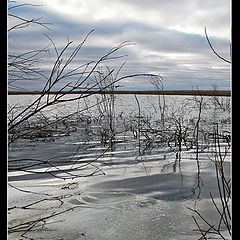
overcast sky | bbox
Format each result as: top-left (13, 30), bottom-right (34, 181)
top-left (8, 0), bottom-right (231, 91)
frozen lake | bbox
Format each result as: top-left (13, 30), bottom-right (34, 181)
top-left (8, 94), bottom-right (231, 239)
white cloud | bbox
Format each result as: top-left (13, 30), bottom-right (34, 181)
top-left (17, 0), bottom-right (230, 35)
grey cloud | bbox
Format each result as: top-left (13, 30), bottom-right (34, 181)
top-left (8, 1), bottom-right (230, 91)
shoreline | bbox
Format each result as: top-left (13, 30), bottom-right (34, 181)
top-left (8, 90), bottom-right (231, 96)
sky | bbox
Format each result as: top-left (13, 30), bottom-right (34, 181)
top-left (8, 0), bottom-right (231, 91)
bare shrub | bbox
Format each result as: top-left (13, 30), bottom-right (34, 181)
top-left (188, 124), bottom-right (231, 239)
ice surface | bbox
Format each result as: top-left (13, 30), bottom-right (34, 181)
top-left (8, 94), bottom-right (231, 239)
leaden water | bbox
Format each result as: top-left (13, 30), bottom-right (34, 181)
top-left (8, 94), bottom-right (231, 239)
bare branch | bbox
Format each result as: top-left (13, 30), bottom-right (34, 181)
top-left (204, 27), bottom-right (231, 64)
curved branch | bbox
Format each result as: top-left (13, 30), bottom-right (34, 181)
top-left (204, 27), bottom-right (231, 64)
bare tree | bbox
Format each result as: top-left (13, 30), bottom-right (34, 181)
top-left (8, 3), bottom-right (163, 237)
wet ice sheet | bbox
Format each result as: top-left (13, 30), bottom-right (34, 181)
top-left (8, 94), bottom-right (231, 239)
top-left (8, 152), bottom-right (230, 240)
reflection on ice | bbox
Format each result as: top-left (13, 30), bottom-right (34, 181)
top-left (8, 94), bottom-right (231, 239)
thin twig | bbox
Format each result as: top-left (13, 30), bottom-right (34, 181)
top-left (204, 27), bottom-right (231, 64)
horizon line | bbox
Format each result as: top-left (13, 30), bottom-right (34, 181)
top-left (8, 89), bottom-right (231, 97)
